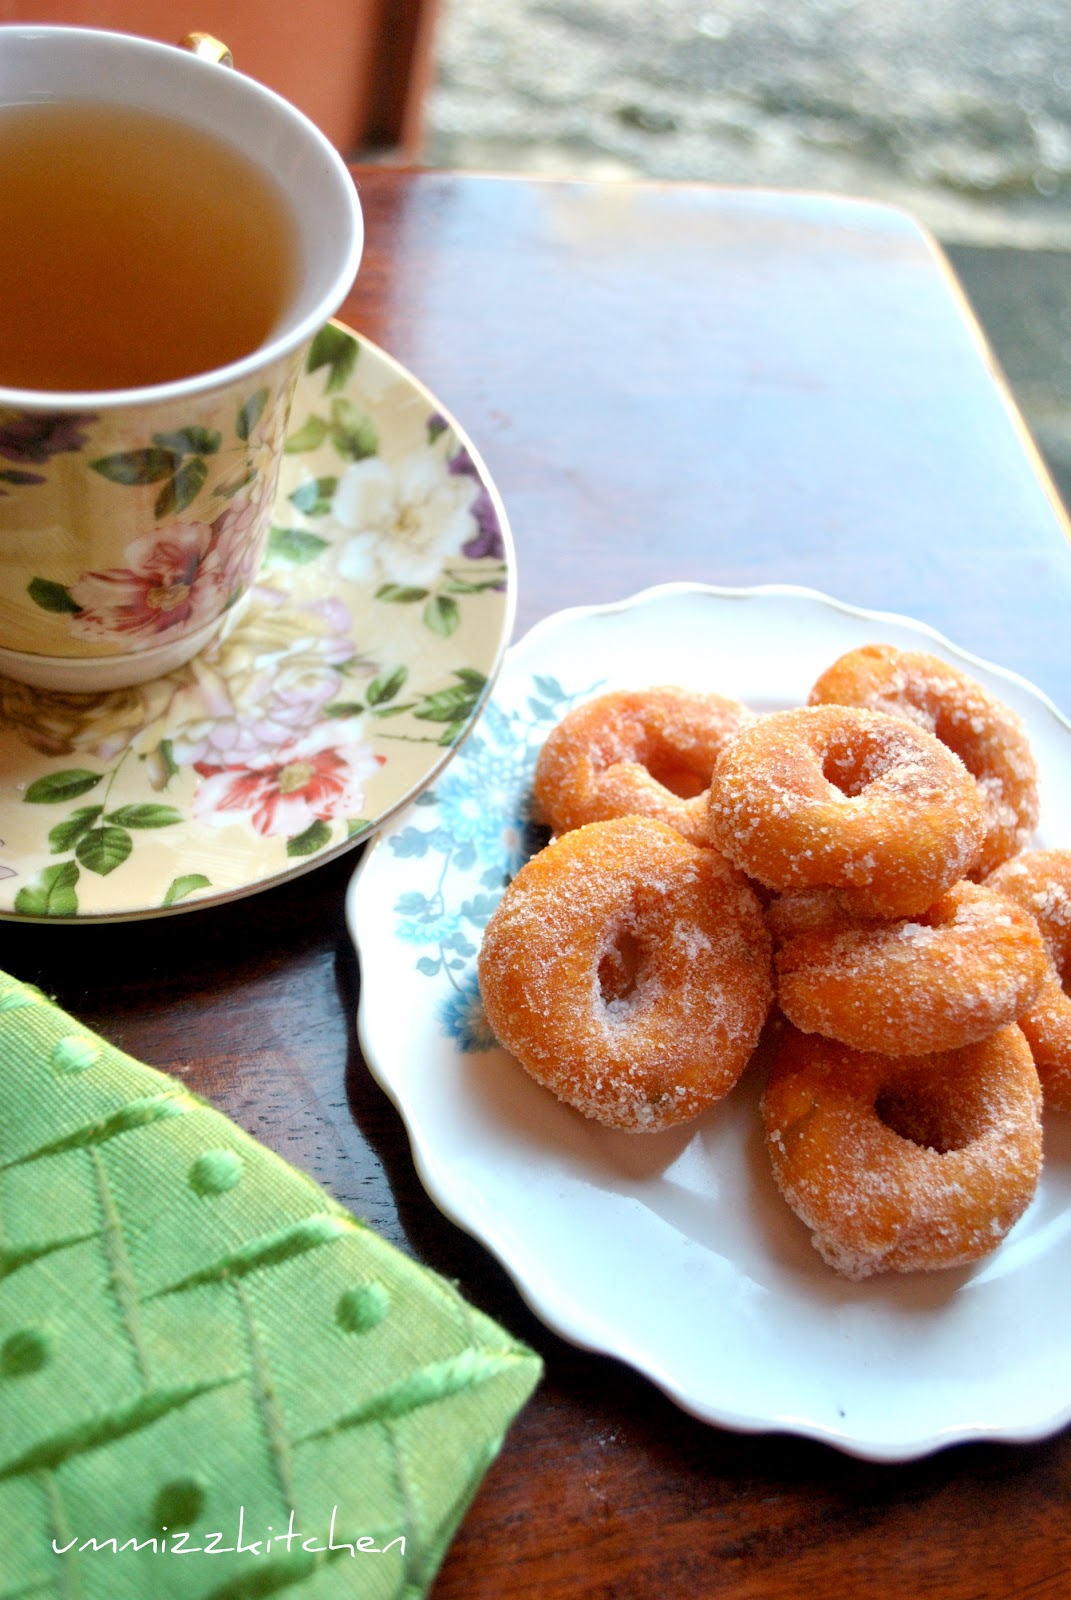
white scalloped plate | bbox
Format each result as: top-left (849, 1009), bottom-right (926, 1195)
top-left (348, 583), bottom-right (1071, 1461)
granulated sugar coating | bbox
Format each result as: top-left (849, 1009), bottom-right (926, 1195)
top-left (706, 704), bottom-right (985, 917)
top-left (775, 881), bottom-right (1048, 1055)
top-left (475, 648), bottom-right (1064, 1279)
top-left (985, 849), bottom-right (1071, 1109)
top-left (477, 814), bottom-right (772, 1131)
top-left (761, 1025), bottom-right (1043, 1279)
top-left (809, 643), bottom-right (1040, 879)
top-left (532, 685), bottom-right (751, 848)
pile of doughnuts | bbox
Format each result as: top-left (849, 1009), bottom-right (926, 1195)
top-left (477, 642), bottom-right (1071, 1280)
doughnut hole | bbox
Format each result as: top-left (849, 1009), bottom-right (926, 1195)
top-left (641, 739), bottom-right (710, 800)
top-left (597, 918), bottom-right (645, 1008)
top-left (809, 644), bottom-right (1039, 877)
top-left (820, 736), bottom-right (876, 797)
top-left (819, 721), bottom-right (922, 799)
top-left (875, 1064), bottom-right (991, 1154)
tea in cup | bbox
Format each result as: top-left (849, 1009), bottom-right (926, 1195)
top-left (0, 26), bottom-right (363, 690)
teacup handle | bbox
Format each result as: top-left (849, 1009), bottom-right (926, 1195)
top-left (178, 32), bottom-right (234, 67)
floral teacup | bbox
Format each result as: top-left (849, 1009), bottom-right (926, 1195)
top-left (0, 26), bottom-right (362, 691)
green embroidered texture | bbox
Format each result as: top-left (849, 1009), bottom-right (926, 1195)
top-left (0, 973), bottom-right (541, 1598)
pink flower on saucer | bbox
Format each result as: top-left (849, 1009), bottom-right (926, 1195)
top-left (68, 523), bottom-right (225, 648)
top-left (191, 721), bottom-right (383, 839)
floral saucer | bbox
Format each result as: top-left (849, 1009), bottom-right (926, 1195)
top-left (0, 324), bottom-right (515, 920)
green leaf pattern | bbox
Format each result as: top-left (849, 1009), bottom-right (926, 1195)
top-left (25, 771), bottom-right (102, 805)
top-left (0, 972), bottom-right (541, 1593)
top-left (305, 323), bottom-right (359, 393)
top-left (155, 456), bottom-right (209, 519)
top-left (13, 860), bottom-right (80, 919)
top-left (84, 387), bottom-right (274, 530)
top-left (266, 528), bottom-right (330, 567)
top-left (25, 578), bottom-right (82, 615)
top-left (285, 821), bottom-right (332, 859)
top-left (235, 388), bottom-right (269, 443)
top-left (17, 765), bottom-right (188, 913)
top-left (162, 874), bottom-right (212, 908)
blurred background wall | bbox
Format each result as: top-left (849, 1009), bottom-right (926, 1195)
top-left (428, 0), bottom-right (1071, 250)
top-left (424, 0), bottom-right (1071, 513)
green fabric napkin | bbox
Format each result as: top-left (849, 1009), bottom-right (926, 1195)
top-left (0, 970), bottom-right (540, 1599)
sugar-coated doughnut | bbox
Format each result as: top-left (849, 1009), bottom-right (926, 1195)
top-left (985, 849), bottom-right (1071, 1110)
top-left (809, 644), bottom-right (1039, 878)
top-left (761, 1025), bottom-right (1043, 1279)
top-left (477, 814), bottom-right (772, 1131)
top-left (706, 704), bottom-right (985, 917)
top-left (532, 686), bottom-right (751, 847)
top-left (775, 881), bottom-right (1047, 1055)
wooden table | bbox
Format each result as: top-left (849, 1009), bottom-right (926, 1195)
top-left (4, 171), bottom-right (1071, 1598)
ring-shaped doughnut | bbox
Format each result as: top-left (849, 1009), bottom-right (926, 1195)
top-left (775, 881), bottom-right (1047, 1055)
top-left (532, 686), bottom-right (750, 847)
top-left (761, 1024), bottom-right (1043, 1278)
top-left (809, 644), bottom-right (1039, 877)
top-left (985, 849), bottom-right (1071, 1110)
top-left (706, 704), bottom-right (985, 917)
top-left (477, 814), bottom-right (772, 1131)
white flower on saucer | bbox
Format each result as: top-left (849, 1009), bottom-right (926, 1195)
top-left (332, 454), bottom-right (478, 588)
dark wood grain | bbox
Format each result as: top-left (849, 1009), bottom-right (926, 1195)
top-left (4, 171), bottom-right (1071, 1599)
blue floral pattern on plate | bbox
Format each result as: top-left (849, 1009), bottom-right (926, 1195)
top-left (386, 673), bottom-right (601, 1046)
